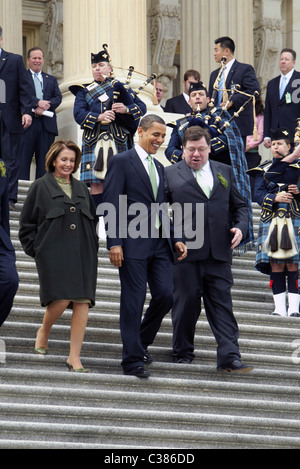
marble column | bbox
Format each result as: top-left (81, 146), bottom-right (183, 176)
top-left (58, 0), bottom-right (158, 146)
top-left (0, 0), bottom-right (22, 54)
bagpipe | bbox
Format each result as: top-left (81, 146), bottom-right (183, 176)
top-left (93, 44), bottom-right (157, 180)
top-left (168, 59), bottom-right (260, 143)
top-left (264, 119), bottom-right (300, 259)
top-left (207, 58), bottom-right (259, 139)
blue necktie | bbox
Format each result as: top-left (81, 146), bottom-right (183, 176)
top-left (279, 75), bottom-right (287, 99)
top-left (218, 68), bottom-right (226, 106)
top-left (34, 73), bottom-right (43, 100)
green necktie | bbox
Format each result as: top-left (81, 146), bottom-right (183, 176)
top-left (147, 155), bottom-right (160, 229)
top-left (196, 169), bottom-right (211, 198)
top-left (147, 155), bottom-right (158, 200)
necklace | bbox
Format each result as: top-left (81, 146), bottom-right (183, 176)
top-left (54, 176), bottom-right (71, 185)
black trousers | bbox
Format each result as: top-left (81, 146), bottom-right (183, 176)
top-left (0, 121), bottom-right (23, 203)
top-left (172, 257), bottom-right (240, 367)
top-left (118, 237), bottom-right (174, 372)
top-left (19, 117), bottom-right (55, 180)
top-left (0, 240), bottom-right (19, 327)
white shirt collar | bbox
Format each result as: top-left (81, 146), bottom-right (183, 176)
top-left (30, 69), bottom-right (42, 78)
top-left (224, 58), bottom-right (235, 78)
top-left (135, 143), bottom-right (151, 160)
top-left (281, 68), bottom-right (294, 83)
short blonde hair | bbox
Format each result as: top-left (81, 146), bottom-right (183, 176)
top-left (45, 139), bottom-right (82, 173)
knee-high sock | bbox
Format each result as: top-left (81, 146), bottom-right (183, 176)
top-left (270, 272), bottom-right (286, 316)
top-left (287, 271), bottom-right (299, 316)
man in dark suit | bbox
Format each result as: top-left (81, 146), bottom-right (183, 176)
top-left (102, 114), bottom-right (187, 378)
top-left (0, 26), bottom-right (32, 209)
top-left (208, 36), bottom-right (260, 142)
top-left (164, 69), bottom-right (200, 115)
top-left (0, 159), bottom-right (19, 326)
top-left (19, 47), bottom-right (62, 180)
top-left (264, 48), bottom-right (300, 148)
top-left (164, 125), bottom-right (253, 373)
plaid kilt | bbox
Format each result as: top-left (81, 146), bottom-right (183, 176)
top-left (255, 215), bottom-right (300, 275)
top-left (80, 124), bottom-right (129, 184)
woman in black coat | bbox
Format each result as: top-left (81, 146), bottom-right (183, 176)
top-left (19, 140), bottom-right (98, 372)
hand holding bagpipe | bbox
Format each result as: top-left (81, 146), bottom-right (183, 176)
top-left (217, 90), bottom-right (260, 136)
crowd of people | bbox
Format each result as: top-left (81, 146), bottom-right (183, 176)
top-left (1, 29), bottom-right (300, 378)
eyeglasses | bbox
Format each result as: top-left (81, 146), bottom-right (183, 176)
top-left (185, 146), bottom-right (209, 153)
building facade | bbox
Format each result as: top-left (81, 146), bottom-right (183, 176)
top-left (1, 0), bottom-right (300, 161)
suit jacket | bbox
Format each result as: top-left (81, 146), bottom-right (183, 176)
top-left (27, 69), bottom-right (62, 135)
top-left (164, 159), bottom-right (248, 264)
top-left (164, 94), bottom-right (192, 115)
top-left (263, 70), bottom-right (300, 142)
top-left (0, 161), bottom-right (14, 251)
top-left (103, 147), bottom-right (177, 259)
top-left (208, 60), bottom-right (260, 137)
top-left (0, 50), bottom-right (32, 133)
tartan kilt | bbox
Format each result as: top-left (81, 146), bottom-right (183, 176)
top-left (80, 129), bottom-right (129, 184)
top-left (255, 215), bottom-right (300, 275)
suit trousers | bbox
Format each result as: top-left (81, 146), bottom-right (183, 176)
top-left (118, 237), bottom-right (174, 372)
top-left (0, 240), bottom-right (19, 327)
top-left (0, 121), bottom-right (23, 203)
top-left (172, 257), bottom-right (241, 367)
top-left (19, 117), bottom-right (55, 180)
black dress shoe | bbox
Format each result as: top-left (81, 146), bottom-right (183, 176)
top-left (217, 360), bottom-right (254, 373)
top-left (173, 357), bottom-right (192, 364)
top-left (124, 366), bottom-right (150, 378)
top-left (290, 313), bottom-right (300, 317)
top-left (143, 348), bottom-right (153, 364)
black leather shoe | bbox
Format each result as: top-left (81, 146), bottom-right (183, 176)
top-left (124, 366), bottom-right (150, 378)
top-left (217, 360), bottom-right (254, 373)
top-left (290, 313), bottom-right (300, 317)
top-left (173, 357), bottom-right (192, 364)
top-left (143, 349), bottom-right (153, 364)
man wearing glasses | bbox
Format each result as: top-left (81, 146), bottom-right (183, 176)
top-left (164, 125), bottom-right (253, 373)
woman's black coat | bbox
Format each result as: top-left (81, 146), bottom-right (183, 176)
top-left (19, 172), bottom-right (98, 307)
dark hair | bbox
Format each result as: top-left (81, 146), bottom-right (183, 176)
top-left (139, 114), bottom-right (165, 130)
top-left (45, 139), bottom-right (82, 173)
top-left (27, 47), bottom-right (44, 59)
top-left (183, 69), bottom-right (201, 82)
top-left (183, 126), bottom-right (211, 147)
top-left (281, 48), bottom-right (296, 61)
top-left (215, 36), bottom-right (235, 54)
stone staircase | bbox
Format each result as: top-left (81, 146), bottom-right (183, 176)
top-left (0, 180), bottom-right (300, 449)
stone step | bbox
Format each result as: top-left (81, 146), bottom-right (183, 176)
top-left (1, 181), bottom-right (299, 449)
